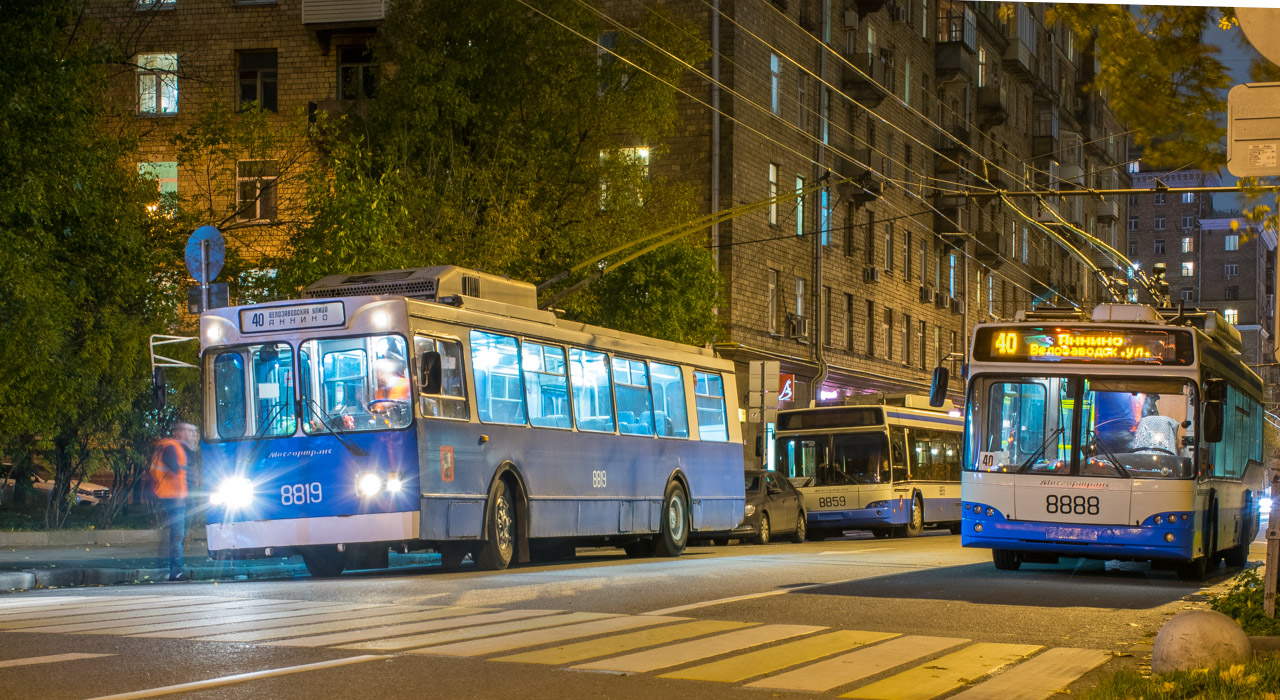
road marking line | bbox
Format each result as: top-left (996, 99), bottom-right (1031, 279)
top-left (415, 615), bottom-right (689, 657)
top-left (661, 630), bottom-right (898, 683)
top-left (19, 600), bottom-right (312, 634)
top-left (0, 595), bottom-right (131, 610)
top-left (339, 612), bottom-right (617, 652)
top-left (946, 648), bottom-right (1112, 700)
top-left (0, 652), bottom-right (113, 668)
top-left (497, 620), bottom-right (753, 666)
top-left (642, 575), bottom-right (865, 615)
top-left (818, 547), bottom-right (894, 555)
top-left (197, 607), bottom-right (492, 643)
top-left (0, 596), bottom-right (217, 624)
top-left (119, 602), bottom-right (363, 637)
top-left (85, 655), bottom-right (384, 700)
top-left (842, 642), bottom-right (1043, 700)
top-left (4, 598), bottom-right (334, 631)
top-left (136, 605), bottom-right (426, 639)
top-left (264, 609), bottom-right (561, 648)
top-left (574, 623), bottom-right (826, 673)
top-left (747, 635), bottom-right (969, 692)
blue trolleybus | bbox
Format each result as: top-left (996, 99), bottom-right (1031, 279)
top-left (960, 303), bottom-right (1264, 579)
top-left (199, 266), bottom-right (745, 576)
top-left (774, 395), bottom-right (964, 539)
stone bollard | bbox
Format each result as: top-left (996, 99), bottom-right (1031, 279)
top-left (1152, 610), bottom-right (1252, 673)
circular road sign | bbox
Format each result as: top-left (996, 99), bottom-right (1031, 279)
top-left (185, 225), bottom-right (225, 284)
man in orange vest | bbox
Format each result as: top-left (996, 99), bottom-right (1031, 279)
top-left (151, 422), bottom-right (197, 581)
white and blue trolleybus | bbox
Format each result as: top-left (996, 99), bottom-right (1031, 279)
top-left (199, 266), bottom-right (745, 576)
top-left (774, 395), bottom-right (964, 539)
top-left (958, 303), bottom-right (1264, 579)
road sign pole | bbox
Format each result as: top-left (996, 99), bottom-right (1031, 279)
top-left (201, 240), bottom-right (211, 313)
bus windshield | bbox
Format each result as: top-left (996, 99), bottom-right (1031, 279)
top-left (775, 431), bottom-right (890, 486)
top-left (300, 334), bottom-right (412, 434)
top-left (208, 342), bottom-right (297, 441)
top-left (968, 375), bottom-right (1196, 479)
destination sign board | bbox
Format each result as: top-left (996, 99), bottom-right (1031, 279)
top-left (239, 301), bottom-right (346, 334)
top-left (971, 326), bottom-right (1193, 365)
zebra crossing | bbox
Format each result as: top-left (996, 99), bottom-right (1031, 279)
top-left (0, 594), bottom-right (1113, 698)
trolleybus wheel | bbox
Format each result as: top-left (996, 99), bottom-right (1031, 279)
top-left (992, 549), bottom-right (1021, 571)
top-left (904, 496), bottom-right (925, 537)
top-left (301, 546), bottom-right (347, 578)
top-left (475, 479), bottom-right (517, 571)
top-left (791, 512), bottom-right (807, 543)
top-left (1225, 493), bottom-right (1258, 568)
top-left (653, 481), bottom-right (690, 557)
top-left (755, 514), bottom-right (771, 545)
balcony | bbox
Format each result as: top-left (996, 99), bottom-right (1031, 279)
top-left (933, 194), bottom-right (970, 237)
top-left (976, 85), bottom-right (1008, 128)
top-left (1032, 103), bottom-right (1060, 158)
top-left (973, 227), bottom-right (1005, 269)
top-left (934, 43), bottom-right (972, 85)
top-left (851, 0), bottom-right (888, 19)
top-left (302, 0), bottom-right (384, 24)
top-left (835, 149), bottom-right (885, 203)
top-left (1033, 197), bottom-right (1062, 224)
top-left (840, 52), bottom-right (889, 107)
top-left (1002, 38), bottom-right (1034, 78)
top-left (1096, 197), bottom-right (1119, 222)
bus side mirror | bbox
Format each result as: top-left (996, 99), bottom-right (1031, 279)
top-left (929, 367), bottom-right (950, 407)
top-left (152, 367), bottom-right (166, 412)
top-left (1202, 401), bottom-right (1224, 443)
top-left (420, 351), bottom-right (442, 394)
top-left (1204, 378), bottom-right (1227, 402)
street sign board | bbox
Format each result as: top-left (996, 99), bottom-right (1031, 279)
top-left (185, 225), bottom-right (225, 284)
top-left (187, 283), bottom-right (228, 313)
top-left (1227, 83), bottom-right (1280, 178)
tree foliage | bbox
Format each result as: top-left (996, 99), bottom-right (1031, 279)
top-left (274, 0), bottom-right (722, 344)
top-left (0, 2), bottom-right (184, 526)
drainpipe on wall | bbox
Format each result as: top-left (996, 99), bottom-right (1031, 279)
top-left (812, 0), bottom-right (831, 400)
top-left (710, 0), bottom-right (721, 275)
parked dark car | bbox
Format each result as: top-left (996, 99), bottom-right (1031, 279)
top-left (703, 470), bottom-right (806, 545)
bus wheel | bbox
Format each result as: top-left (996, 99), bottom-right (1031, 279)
top-left (992, 549), bottom-right (1021, 571)
top-left (755, 514), bottom-right (771, 545)
top-left (904, 496), bottom-right (925, 537)
top-left (791, 512), bottom-right (807, 543)
top-left (301, 546), bottom-right (347, 578)
top-left (653, 481), bottom-right (690, 557)
top-left (475, 479), bottom-right (517, 570)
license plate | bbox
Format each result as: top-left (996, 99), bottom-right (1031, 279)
top-left (1045, 526), bottom-right (1099, 541)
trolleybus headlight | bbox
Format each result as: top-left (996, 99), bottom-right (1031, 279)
top-left (356, 473), bottom-right (383, 497)
top-left (866, 501), bottom-right (888, 509)
top-left (985, 508), bottom-right (994, 516)
top-left (1262, 498), bottom-right (1273, 513)
top-left (1167, 513), bottom-right (1178, 523)
top-left (1154, 515), bottom-right (1164, 525)
top-left (386, 475), bottom-right (403, 494)
top-left (744, 504), bottom-right (757, 517)
top-left (210, 477), bottom-right (254, 509)
top-left (974, 523), bottom-right (983, 533)
top-left (1165, 532), bottom-right (1175, 542)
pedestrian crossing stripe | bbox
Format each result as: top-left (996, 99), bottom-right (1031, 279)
top-left (0, 595), bottom-right (1114, 699)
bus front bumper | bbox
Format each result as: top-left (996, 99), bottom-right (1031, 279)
top-left (959, 508), bottom-right (1195, 561)
top-left (809, 503), bottom-right (908, 530)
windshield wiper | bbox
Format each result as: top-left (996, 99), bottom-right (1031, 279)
top-left (303, 397), bottom-right (369, 458)
top-left (1084, 428), bottom-right (1131, 478)
top-left (1016, 428), bottom-right (1062, 473)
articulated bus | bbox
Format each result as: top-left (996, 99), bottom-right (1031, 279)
top-left (959, 303), bottom-right (1264, 579)
top-left (198, 266), bottom-right (745, 576)
top-left (774, 396), bottom-right (964, 539)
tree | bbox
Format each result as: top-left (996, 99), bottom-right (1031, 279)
top-left (274, 0), bottom-right (722, 344)
top-left (0, 2), bottom-right (184, 527)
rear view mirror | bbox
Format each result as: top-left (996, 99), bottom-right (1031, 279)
top-left (1202, 401), bottom-right (1224, 443)
top-left (152, 367), bottom-right (166, 412)
top-left (929, 367), bottom-right (950, 407)
top-left (1204, 378), bottom-right (1227, 402)
top-left (420, 351), bottom-right (442, 394)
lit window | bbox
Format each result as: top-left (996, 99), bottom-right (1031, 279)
top-left (768, 164), bottom-right (779, 225)
top-left (770, 54), bottom-right (780, 115)
top-left (236, 160), bottom-right (278, 222)
top-left (1223, 308), bottom-right (1239, 325)
top-left (137, 53), bottom-right (178, 115)
top-left (1181, 236), bottom-right (1193, 253)
top-left (977, 48), bottom-right (986, 87)
top-left (1182, 192), bottom-right (1194, 204)
top-left (1225, 234), bottom-right (1239, 251)
top-left (1181, 261), bottom-right (1194, 277)
top-left (1127, 160), bottom-right (1139, 173)
top-left (820, 188), bottom-right (831, 246)
top-left (767, 269), bottom-right (779, 334)
top-left (795, 175), bottom-right (805, 237)
top-left (138, 162), bottom-right (177, 214)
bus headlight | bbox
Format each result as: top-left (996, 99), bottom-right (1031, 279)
top-left (356, 473), bottom-right (383, 497)
top-left (386, 475), bottom-right (403, 494)
top-left (210, 477), bottom-right (254, 509)
top-left (1164, 532), bottom-right (1176, 542)
top-left (1261, 497), bottom-right (1273, 513)
top-left (744, 504), bottom-right (757, 517)
top-left (1154, 515), bottom-right (1164, 525)
top-left (866, 501), bottom-right (888, 509)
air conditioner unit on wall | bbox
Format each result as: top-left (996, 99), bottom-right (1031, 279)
top-left (936, 292), bottom-right (952, 309)
top-left (863, 266), bottom-right (881, 283)
top-left (888, 4), bottom-right (907, 22)
top-left (788, 313), bottom-right (810, 340)
top-left (919, 285), bottom-right (936, 304)
top-left (951, 297), bottom-right (965, 315)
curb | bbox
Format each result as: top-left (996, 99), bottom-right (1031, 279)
top-left (0, 552), bottom-right (439, 592)
top-left (0, 529), bottom-right (163, 548)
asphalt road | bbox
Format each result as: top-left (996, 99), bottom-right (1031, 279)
top-left (0, 530), bottom-right (1248, 700)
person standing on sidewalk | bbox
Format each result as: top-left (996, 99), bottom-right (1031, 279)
top-left (150, 422), bottom-right (197, 581)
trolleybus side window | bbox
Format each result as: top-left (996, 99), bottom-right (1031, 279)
top-left (828, 432), bottom-right (888, 485)
top-left (613, 357), bottom-right (654, 436)
top-left (414, 336), bottom-right (468, 420)
top-left (1210, 383), bottom-right (1259, 478)
top-left (213, 352), bottom-right (247, 438)
top-left (521, 341), bottom-right (571, 429)
top-left (910, 428), bottom-right (961, 481)
top-left (253, 343), bottom-right (297, 437)
top-left (649, 362), bottom-right (689, 438)
top-left (569, 347), bottom-right (615, 433)
top-left (470, 331), bottom-right (526, 425)
top-left (300, 334), bottom-right (412, 433)
top-left (694, 371), bottom-right (729, 441)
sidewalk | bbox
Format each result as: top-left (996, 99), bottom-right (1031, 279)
top-left (0, 534), bottom-right (439, 592)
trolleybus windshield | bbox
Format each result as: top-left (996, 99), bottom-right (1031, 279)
top-left (967, 375), bottom-right (1196, 479)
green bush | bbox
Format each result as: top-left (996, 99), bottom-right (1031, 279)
top-left (1082, 655), bottom-right (1280, 699)
top-left (1210, 568), bottom-right (1280, 636)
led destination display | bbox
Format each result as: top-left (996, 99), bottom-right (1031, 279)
top-left (972, 326), bottom-right (1194, 365)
